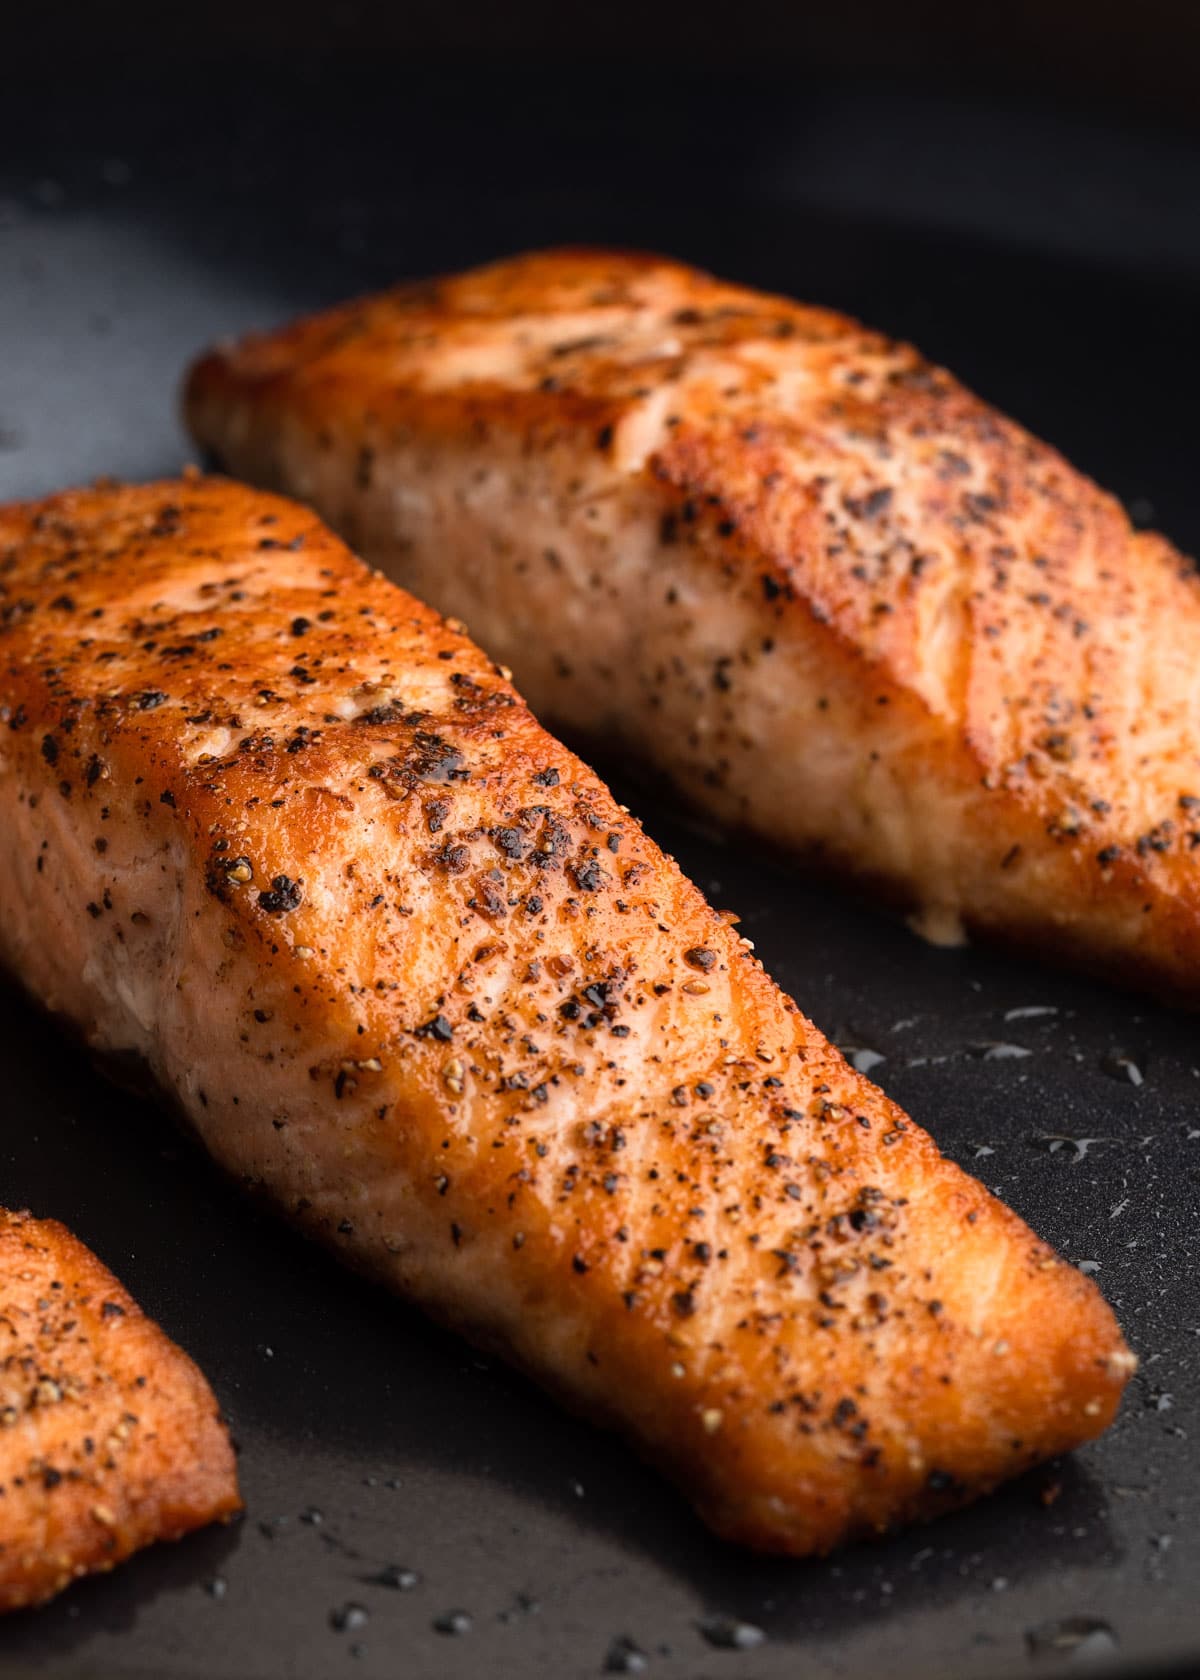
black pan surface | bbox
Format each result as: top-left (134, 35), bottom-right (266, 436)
top-left (1, 58), bottom-right (1198, 1680)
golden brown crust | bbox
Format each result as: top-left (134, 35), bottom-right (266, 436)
top-left (187, 247), bottom-right (1200, 1003)
top-left (0, 477), bottom-right (1132, 1555)
top-left (0, 1208), bottom-right (240, 1612)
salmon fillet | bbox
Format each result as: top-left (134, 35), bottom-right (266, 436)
top-left (0, 477), bottom-right (1132, 1555)
top-left (0, 1207), bottom-right (240, 1611)
top-left (187, 247), bottom-right (1200, 1003)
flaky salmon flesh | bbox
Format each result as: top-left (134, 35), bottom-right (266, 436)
top-left (0, 1208), bottom-right (240, 1611)
top-left (187, 247), bottom-right (1200, 1004)
top-left (0, 478), bottom-right (1132, 1555)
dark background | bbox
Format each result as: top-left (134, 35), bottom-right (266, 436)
top-left (1, 4), bottom-right (1199, 1677)
top-left (10, 0), bottom-right (1200, 116)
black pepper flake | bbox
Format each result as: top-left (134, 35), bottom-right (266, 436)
top-left (848, 486), bottom-right (893, 519)
top-left (425, 797), bottom-right (451, 834)
top-left (572, 1255), bottom-right (589, 1274)
top-left (257, 874), bottom-right (303, 914)
top-left (927, 1468), bottom-right (962, 1495)
top-left (135, 690), bottom-right (168, 710)
top-left (416, 1013), bottom-right (454, 1042)
top-left (531, 767), bottom-right (559, 787)
top-left (683, 946), bottom-right (717, 972)
top-left (40, 734), bottom-right (58, 765)
top-left (290, 617), bottom-right (311, 637)
top-left (492, 825), bottom-right (527, 860)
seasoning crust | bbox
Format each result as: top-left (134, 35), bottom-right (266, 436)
top-left (189, 247), bottom-right (1200, 1002)
top-left (0, 1208), bottom-right (240, 1611)
top-left (0, 478), bottom-right (1131, 1554)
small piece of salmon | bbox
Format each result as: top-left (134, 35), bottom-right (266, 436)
top-left (0, 1207), bottom-right (240, 1611)
top-left (187, 247), bottom-right (1200, 1003)
top-left (0, 478), bottom-right (1132, 1555)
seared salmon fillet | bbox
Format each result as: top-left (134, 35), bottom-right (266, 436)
top-left (188, 247), bottom-right (1200, 1003)
top-left (0, 477), bottom-right (1132, 1554)
top-left (0, 1207), bottom-right (240, 1611)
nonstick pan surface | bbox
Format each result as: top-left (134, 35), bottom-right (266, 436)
top-left (1, 57), bottom-right (1198, 1680)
